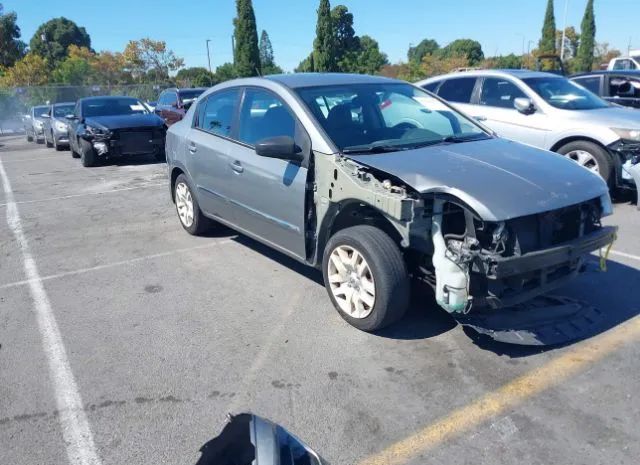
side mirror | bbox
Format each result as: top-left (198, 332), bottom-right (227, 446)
top-left (255, 136), bottom-right (304, 162)
top-left (66, 114), bottom-right (78, 120)
top-left (514, 97), bottom-right (535, 115)
top-left (195, 413), bottom-right (325, 465)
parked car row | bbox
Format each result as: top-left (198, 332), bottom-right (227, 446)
top-left (22, 87), bottom-right (208, 167)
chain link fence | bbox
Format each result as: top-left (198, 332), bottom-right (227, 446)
top-left (0, 84), bottom-right (171, 135)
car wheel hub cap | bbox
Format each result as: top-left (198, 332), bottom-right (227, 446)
top-left (327, 245), bottom-right (376, 319)
top-left (566, 150), bottom-right (599, 173)
top-left (175, 182), bottom-right (194, 228)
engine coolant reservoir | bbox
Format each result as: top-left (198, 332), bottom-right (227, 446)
top-left (431, 200), bottom-right (470, 313)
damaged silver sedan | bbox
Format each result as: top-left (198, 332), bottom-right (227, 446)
top-left (165, 73), bottom-right (617, 332)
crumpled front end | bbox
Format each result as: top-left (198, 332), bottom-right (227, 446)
top-left (417, 195), bottom-right (617, 314)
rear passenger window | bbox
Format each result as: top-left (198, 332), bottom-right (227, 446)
top-left (195, 89), bottom-right (239, 137)
top-left (238, 89), bottom-right (295, 146)
top-left (573, 76), bottom-right (601, 94)
top-left (437, 77), bottom-right (476, 103)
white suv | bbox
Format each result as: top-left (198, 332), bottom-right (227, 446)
top-left (417, 70), bottom-right (640, 195)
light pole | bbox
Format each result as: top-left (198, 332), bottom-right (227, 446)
top-left (560, 0), bottom-right (570, 61)
top-left (205, 39), bottom-right (212, 74)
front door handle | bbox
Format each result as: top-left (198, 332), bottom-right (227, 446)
top-left (188, 142), bottom-right (197, 154)
top-left (474, 115), bottom-right (487, 121)
top-left (230, 161), bottom-right (244, 173)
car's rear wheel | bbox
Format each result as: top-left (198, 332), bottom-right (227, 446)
top-left (557, 140), bottom-right (612, 184)
top-left (79, 139), bottom-right (97, 167)
top-left (174, 174), bottom-right (213, 235)
top-left (322, 225), bottom-right (410, 332)
top-left (26, 132), bottom-right (33, 142)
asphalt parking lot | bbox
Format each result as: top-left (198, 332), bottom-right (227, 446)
top-left (1, 135), bottom-right (639, 465)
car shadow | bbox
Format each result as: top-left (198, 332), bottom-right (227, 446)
top-left (462, 258), bottom-right (640, 357)
top-left (227, 234), bottom-right (639, 354)
top-left (106, 154), bottom-right (165, 167)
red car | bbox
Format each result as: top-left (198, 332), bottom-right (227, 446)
top-left (155, 88), bottom-right (207, 126)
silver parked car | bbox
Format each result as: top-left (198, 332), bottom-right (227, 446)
top-left (24, 105), bottom-right (49, 143)
top-left (42, 102), bottom-right (75, 150)
top-left (417, 70), bottom-right (640, 195)
top-left (166, 73), bottom-right (615, 332)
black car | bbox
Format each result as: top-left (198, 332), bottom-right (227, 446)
top-left (571, 70), bottom-right (640, 109)
top-left (68, 96), bottom-right (166, 167)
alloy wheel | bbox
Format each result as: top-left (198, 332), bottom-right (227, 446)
top-left (566, 149), bottom-right (600, 173)
top-left (175, 182), bottom-right (194, 228)
top-left (327, 245), bottom-right (376, 319)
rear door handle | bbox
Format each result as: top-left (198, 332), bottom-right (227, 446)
top-left (230, 161), bottom-right (244, 173)
top-left (188, 142), bottom-right (197, 154)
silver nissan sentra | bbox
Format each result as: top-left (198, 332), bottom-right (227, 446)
top-left (165, 73), bottom-right (616, 332)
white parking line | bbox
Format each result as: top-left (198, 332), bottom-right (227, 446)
top-left (0, 239), bottom-right (236, 290)
top-left (0, 156), bottom-right (102, 465)
top-left (610, 250), bottom-right (640, 262)
top-left (0, 183), bottom-right (165, 207)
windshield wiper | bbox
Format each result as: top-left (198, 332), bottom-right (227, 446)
top-left (342, 143), bottom-right (410, 154)
top-left (441, 134), bottom-right (490, 143)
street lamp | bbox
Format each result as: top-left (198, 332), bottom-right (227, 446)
top-left (205, 39), bottom-right (212, 74)
top-left (560, 0), bottom-right (570, 61)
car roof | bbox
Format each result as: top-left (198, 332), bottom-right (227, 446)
top-left (53, 101), bottom-right (75, 106)
top-left (264, 73), bottom-right (403, 89)
top-left (80, 96), bottom-right (139, 102)
top-left (419, 69), bottom-right (562, 84)
top-left (572, 70), bottom-right (640, 78)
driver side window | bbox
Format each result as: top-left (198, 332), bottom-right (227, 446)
top-left (479, 78), bottom-right (527, 109)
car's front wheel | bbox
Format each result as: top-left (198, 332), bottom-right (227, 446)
top-left (174, 174), bottom-right (213, 235)
top-left (557, 140), bottom-right (612, 184)
top-left (79, 139), bottom-right (97, 167)
top-left (322, 225), bottom-right (410, 332)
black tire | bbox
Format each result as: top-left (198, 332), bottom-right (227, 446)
top-left (79, 139), bottom-right (97, 167)
top-left (556, 140), bottom-right (613, 185)
top-left (45, 132), bottom-right (53, 148)
top-left (26, 133), bottom-right (33, 142)
top-left (322, 225), bottom-right (410, 332)
top-left (174, 174), bottom-right (214, 235)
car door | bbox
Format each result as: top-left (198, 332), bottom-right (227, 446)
top-left (184, 88), bottom-right (240, 222)
top-left (164, 91), bottom-right (181, 126)
top-left (154, 92), bottom-right (167, 121)
top-left (225, 87), bottom-right (309, 260)
top-left (474, 77), bottom-right (552, 148)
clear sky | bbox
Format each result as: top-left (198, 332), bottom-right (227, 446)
top-left (3, 0), bottom-right (639, 72)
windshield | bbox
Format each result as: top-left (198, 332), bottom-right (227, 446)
top-left (296, 83), bottom-right (489, 152)
top-left (53, 104), bottom-right (75, 117)
top-left (523, 77), bottom-right (609, 110)
top-left (82, 97), bottom-right (150, 117)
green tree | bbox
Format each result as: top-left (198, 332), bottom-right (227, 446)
top-left (215, 62), bottom-right (239, 82)
top-left (233, 0), bottom-right (261, 77)
top-left (483, 53), bottom-right (523, 69)
top-left (52, 47), bottom-right (92, 85)
top-left (313, 0), bottom-right (337, 72)
top-left (30, 17), bottom-right (91, 67)
top-left (332, 5), bottom-right (358, 65)
top-left (440, 39), bottom-right (484, 65)
top-left (0, 4), bottom-right (26, 67)
top-left (408, 39), bottom-right (440, 64)
top-left (341, 36), bottom-right (388, 75)
top-left (576, 0), bottom-right (596, 72)
top-left (539, 0), bottom-right (556, 55)
top-left (258, 30), bottom-right (283, 74)
top-left (295, 53), bottom-right (314, 73)
top-left (176, 67), bottom-right (217, 87)
top-left (556, 26), bottom-right (580, 59)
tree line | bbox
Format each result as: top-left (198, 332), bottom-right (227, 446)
top-left (0, 0), bottom-right (624, 89)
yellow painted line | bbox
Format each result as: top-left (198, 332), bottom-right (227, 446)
top-left (358, 316), bottom-right (640, 465)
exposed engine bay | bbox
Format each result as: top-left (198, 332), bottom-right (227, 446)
top-left (314, 153), bottom-right (617, 316)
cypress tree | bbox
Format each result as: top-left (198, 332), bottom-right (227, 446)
top-left (538, 0), bottom-right (557, 55)
top-left (259, 30), bottom-right (274, 68)
top-left (233, 0), bottom-right (261, 77)
top-left (576, 0), bottom-right (596, 72)
top-left (312, 0), bottom-right (337, 72)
